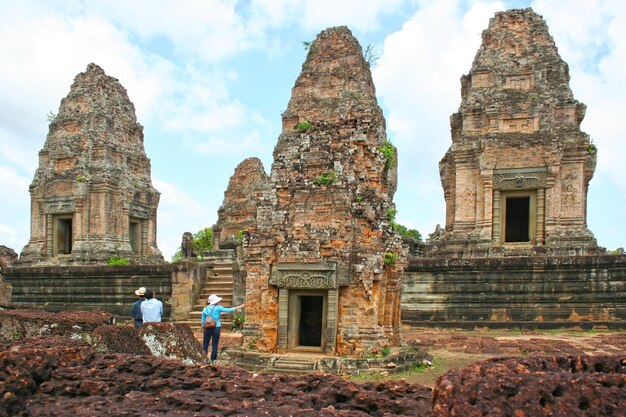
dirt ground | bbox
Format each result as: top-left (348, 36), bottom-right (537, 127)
top-left (351, 325), bottom-right (626, 387)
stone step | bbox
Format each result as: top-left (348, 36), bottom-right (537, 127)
top-left (204, 276), bottom-right (233, 282)
top-left (200, 290), bottom-right (231, 296)
top-left (204, 277), bottom-right (233, 282)
top-left (207, 266), bottom-right (232, 272)
top-left (201, 286), bottom-right (232, 291)
top-left (199, 296), bottom-right (233, 302)
top-left (205, 274), bottom-right (233, 279)
top-left (201, 285), bottom-right (233, 293)
top-left (272, 359), bottom-right (317, 371)
top-left (205, 276), bottom-right (233, 282)
top-left (209, 265), bottom-right (233, 269)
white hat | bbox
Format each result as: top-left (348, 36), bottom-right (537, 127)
top-left (208, 294), bottom-right (222, 305)
top-left (135, 287), bottom-right (146, 296)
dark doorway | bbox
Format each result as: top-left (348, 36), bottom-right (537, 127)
top-left (298, 295), bottom-right (323, 347)
top-left (505, 196), bottom-right (530, 242)
top-left (129, 220), bottom-right (141, 255)
top-left (56, 218), bottom-right (72, 254)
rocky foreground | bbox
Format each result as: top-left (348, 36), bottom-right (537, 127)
top-left (2, 336), bottom-right (624, 416)
top-left (1, 336), bottom-right (432, 417)
top-left (0, 309), bottom-right (624, 416)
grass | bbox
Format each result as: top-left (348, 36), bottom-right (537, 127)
top-left (349, 353), bottom-right (490, 387)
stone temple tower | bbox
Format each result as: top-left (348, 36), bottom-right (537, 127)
top-left (19, 63), bottom-right (163, 264)
top-left (431, 8), bottom-right (599, 256)
top-left (240, 27), bottom-right (405, 356)
top-left (213, 157), bottom-right (270, 250)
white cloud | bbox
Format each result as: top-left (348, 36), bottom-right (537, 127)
top-left (532, 0), bottom-right (626, 190)
top-left (0, 165), bottom-right (31, 252)
top-left (153, 178), bottom-right (212, 260)
top-left (0, 166), bottom-right (30, 206)
top-left (374, 0), bottom-right (503, 235)
top-left (248, 0), bottom-right (405, 33)
top-left (192, 130), bottom-right (269, 156)
top-left (81, 0), bottom-right (254, 62)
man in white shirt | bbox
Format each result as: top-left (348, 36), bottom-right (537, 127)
top-left (140, 289), bottom-right (163, 323)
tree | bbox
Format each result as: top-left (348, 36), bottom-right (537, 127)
top-left (395, 224), bottom-right (422, 242)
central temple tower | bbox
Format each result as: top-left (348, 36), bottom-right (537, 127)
top-left (240, 27), bottom-right (405, 356)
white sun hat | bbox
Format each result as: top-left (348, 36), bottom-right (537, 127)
top-left (208, 294), bottom-right (222, 305)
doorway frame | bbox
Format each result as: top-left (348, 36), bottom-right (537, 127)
top-left (52, 214), bottom-right (74, 255)
top-left (500, 190), bottom-right (536, 244)
top-left (492, 167), bottom-right (547, 247)
top-left (287, 290), bottom-right (327, 352)
top-left (271, 262), bottom-right (347, 354)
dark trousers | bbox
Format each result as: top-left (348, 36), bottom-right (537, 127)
top-left (203, 326), bottom-right (221, 361)
top-left (134, 319), bottom-right (143, 329)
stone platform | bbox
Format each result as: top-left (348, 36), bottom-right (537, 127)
top-left (219, 346), bottom-right (431, 376)
top-left (402, 254), bottom-right (626, 324)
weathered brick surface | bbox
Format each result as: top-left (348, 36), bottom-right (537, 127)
top-left (0, 246), bottom-right (17, 270)
top-left (19, 63), bottom-right (162, 265)
top-left (431, 8), bottom-right (599, 256)
top-left (433, 355), bottom-right (626, 417)
top-left (240, 26), bottom-right (405, 355)
top-left (214, 157), bottom-right (269, 249)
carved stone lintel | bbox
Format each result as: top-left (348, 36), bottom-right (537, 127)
top-left (493, 167), bottom-right (547, 190)
top-left (129, 203), bottom-right (150, 219)
top-left (270, 262), bottom-right (344, 289)
top-left (45, 200), bottom-right (75, 214)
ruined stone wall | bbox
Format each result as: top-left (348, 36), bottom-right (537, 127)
top-left (170, 261), bottom-right (207, 321)
top-left (432, 8), bottom-right (598, 256)
top-left (402, 254), bottom-right (626, 324)
top-left (241, 27), bottom-right (405, 356)
top-left (213, 157), bottom-right (269, 250)
top-left (4, 264), bottom-right (172, 318)
top-left (19, 63), bottom-right (162, 265)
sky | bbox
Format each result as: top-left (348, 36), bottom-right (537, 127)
top-left (1, 0), bottom-right (625, 260)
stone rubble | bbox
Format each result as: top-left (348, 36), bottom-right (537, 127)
top-left (433, 355), bottom-right (626, 417)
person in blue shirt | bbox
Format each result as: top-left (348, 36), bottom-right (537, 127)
top-left (202, 294), bottom-right (245, 362)
top-left (141, 289), bottom-right (163, 323)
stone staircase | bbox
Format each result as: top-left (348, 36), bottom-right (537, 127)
top-left (175, 260), bottom-right (236, 342)
top-left (270, 357), bottom-right (318, 375)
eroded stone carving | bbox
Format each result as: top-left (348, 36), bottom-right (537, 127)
top-left (493, 168), bottom-right (547, 190)
top-left (181, 232), bottom-right (194, 259)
